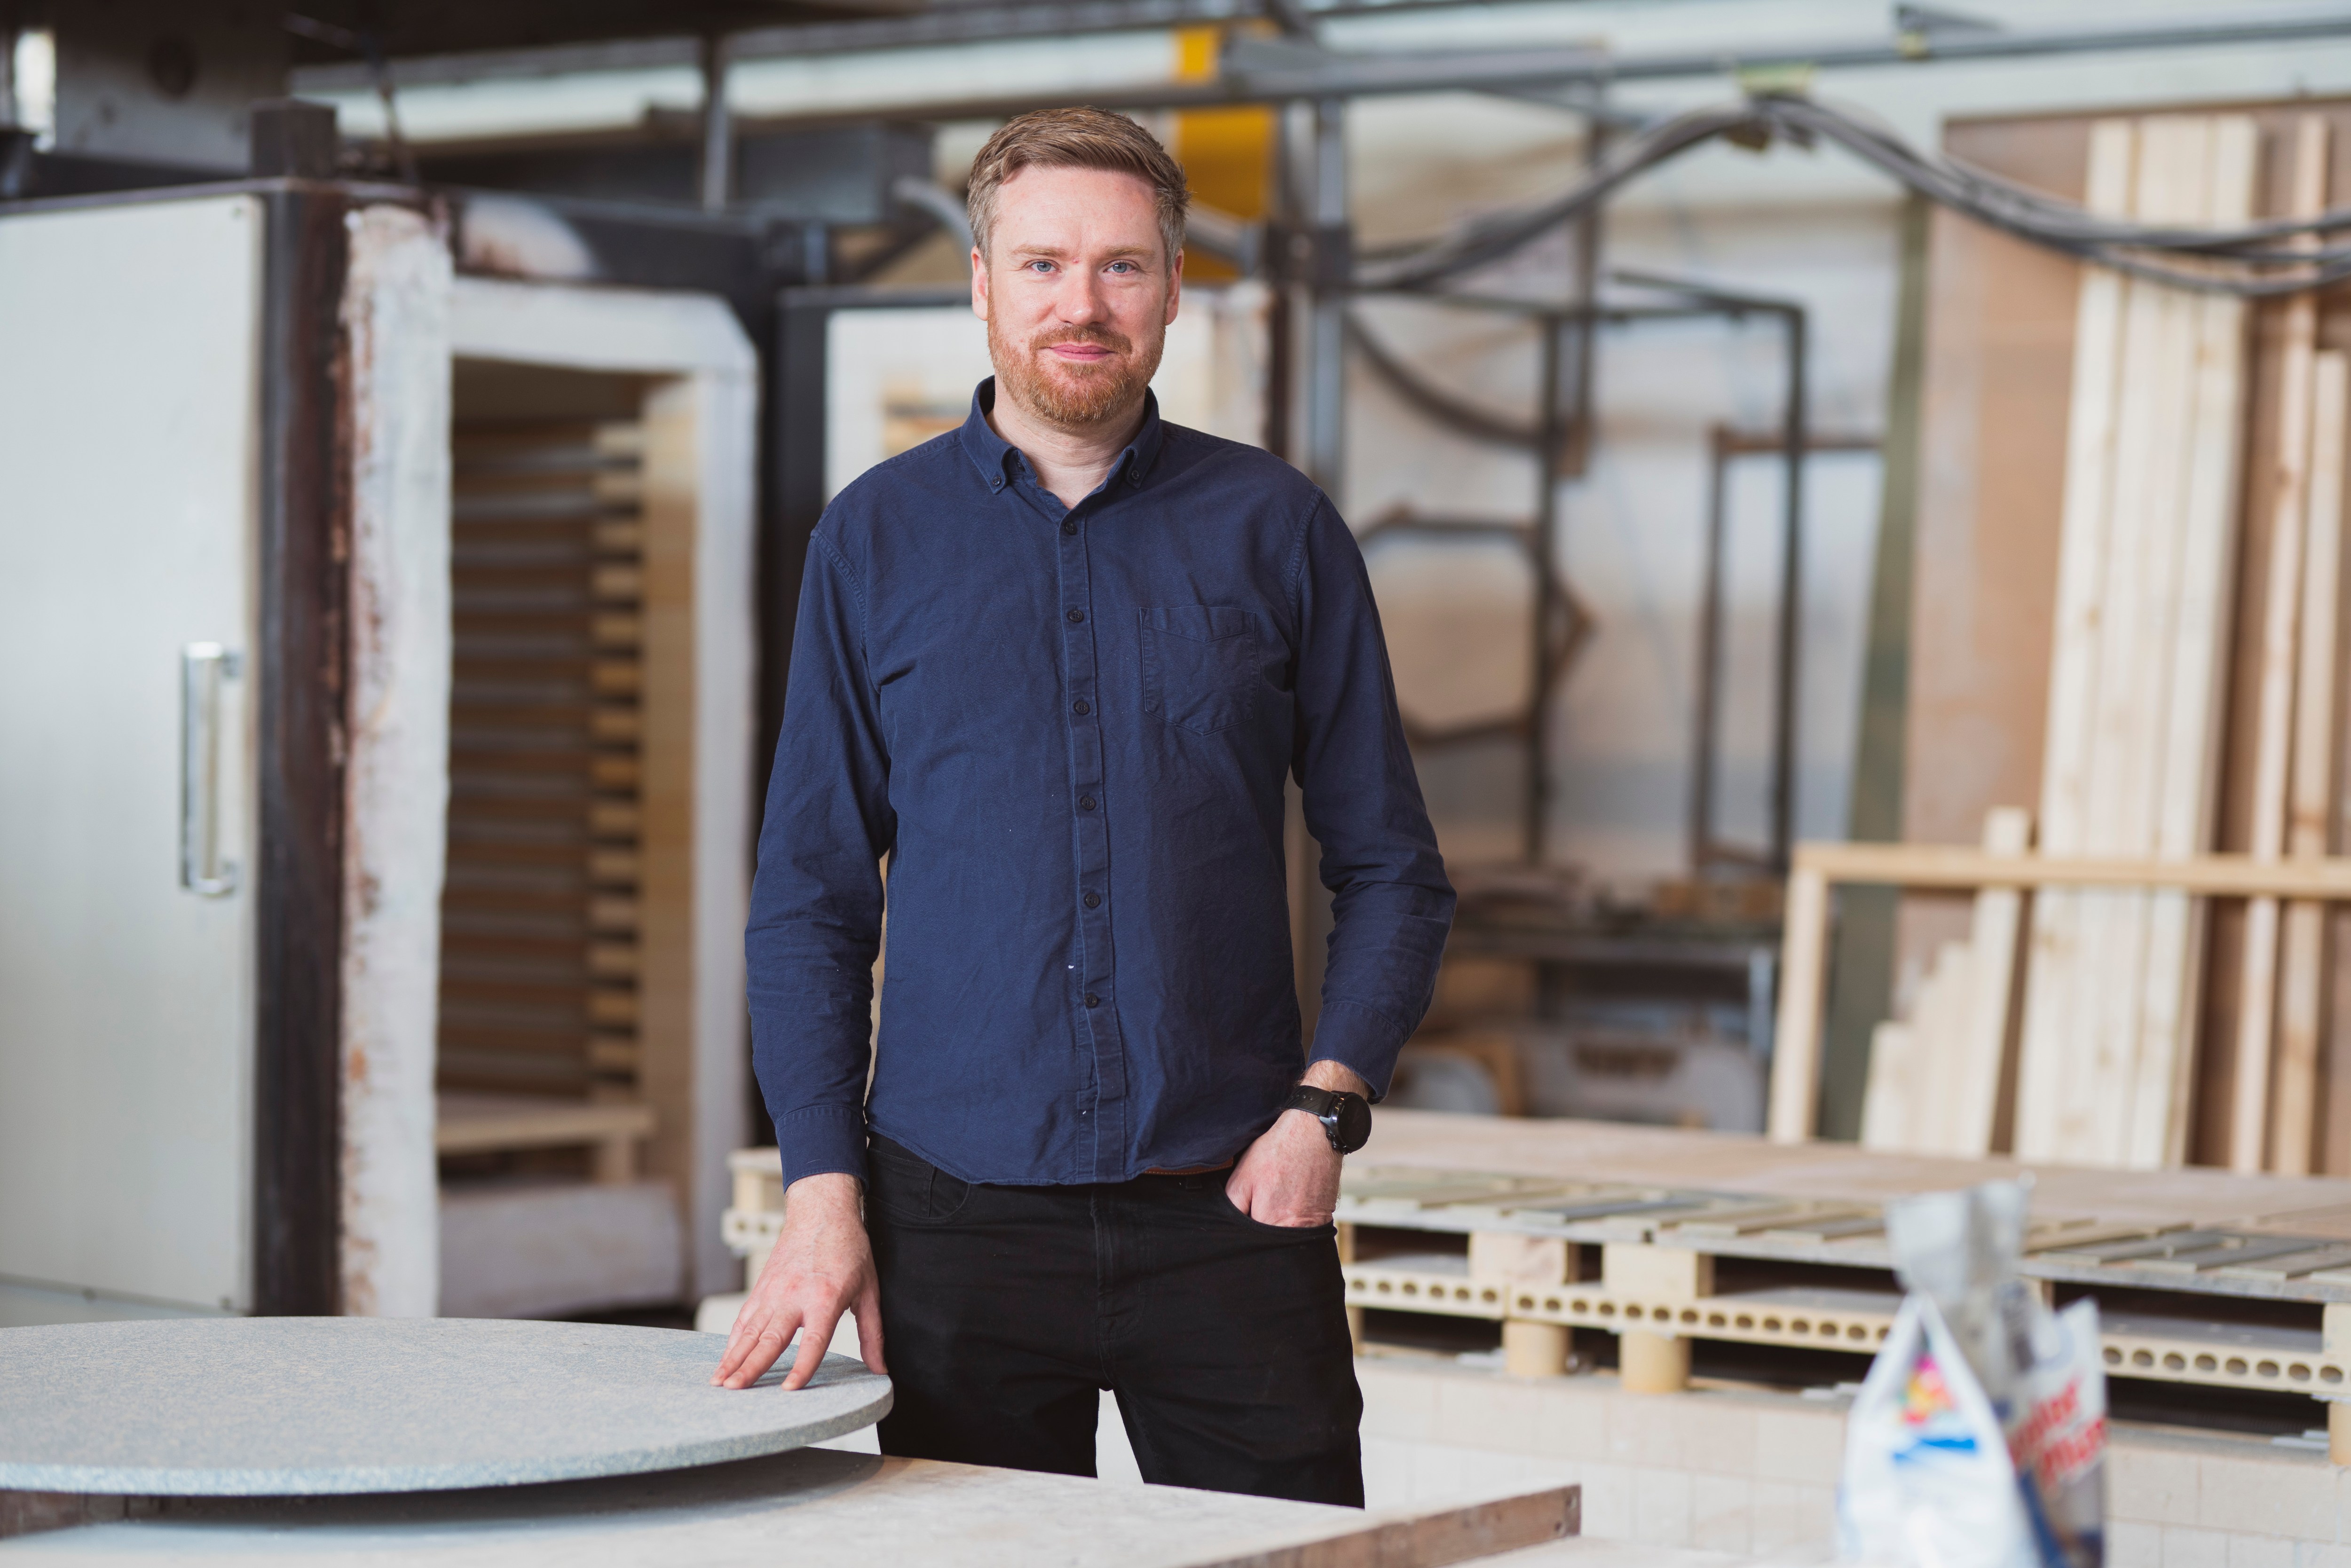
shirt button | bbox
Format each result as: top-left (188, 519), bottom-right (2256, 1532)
top-left (1084, 993), bottom-right (1100, 1008)
top-left (1078, 795), bottom-right (1095, 810)
top-left (1083, 891), bottom-right (1101, 909)
top-left (1066, 608), bottom-right (1085, 624)
top-left (1061, 520), bottom-right (1077, 536)
top-left (1072, 699), bottom-right (1090, 716)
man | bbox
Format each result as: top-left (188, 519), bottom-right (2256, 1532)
top-left (716, 106), bottom-right (1453, 1507)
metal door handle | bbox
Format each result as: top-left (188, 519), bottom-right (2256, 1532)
top-left (181, 643), bottom-right (242, 897)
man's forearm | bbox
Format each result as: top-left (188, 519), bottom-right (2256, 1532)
top-left (788, 1170), bottom-right (865, 1224)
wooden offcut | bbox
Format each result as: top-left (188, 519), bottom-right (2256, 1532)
top-left (1766, 867), bottom-right (1830, 1142)
top-left (1861, 807), bottom-right (2031, 1156)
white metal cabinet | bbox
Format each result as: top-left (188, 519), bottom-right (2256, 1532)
top-left (0, 195), bottom-right (263, 1311)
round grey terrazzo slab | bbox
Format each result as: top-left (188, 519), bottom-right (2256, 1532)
top-left (0, 1317), bottom-right (890, 1497)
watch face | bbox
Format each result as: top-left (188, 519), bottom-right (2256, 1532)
top-left (1335, 1095), bottom-right (1373, 1152)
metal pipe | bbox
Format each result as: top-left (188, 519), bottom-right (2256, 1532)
top-left (0, 24), bottom-right (15, 126)
top-left (697, 34), bottom-right (732, 213)
top-left (1528, 315), bottom-right (1565, 866)
top-left (1614, 270), bottom-right (1815, 872)
top-left (1690, 428), bottom-right (1877, 873)
top-left (1303, 96), bottom-right (1349, 496)
top-left (1691, 425), bottom-right (1729, 877)
top-left (891, 175), bottom-right (975, 250)
top-left (1262, 102), bottom-right (1300, 462)
top-left (1772, 306), bottom-right (1807, 874)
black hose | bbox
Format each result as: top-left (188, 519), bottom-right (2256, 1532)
top-left (1355, 93), bottom-right (2351, 297)
top-left (1345, 309), bottom-right (1539, 448)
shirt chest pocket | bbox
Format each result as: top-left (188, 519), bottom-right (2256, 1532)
top-left (1139, 605), bottom-right (1257, 735)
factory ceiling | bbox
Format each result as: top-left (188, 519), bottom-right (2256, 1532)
top-left (281, 1), bottom-right (915, 65)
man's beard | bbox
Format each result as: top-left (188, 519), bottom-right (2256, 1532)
top-left (989, 315), bottom-right (1163, 431)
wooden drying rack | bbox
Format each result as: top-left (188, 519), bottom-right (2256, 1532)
top-left (1767, 843), bottom-right (2351, 1146)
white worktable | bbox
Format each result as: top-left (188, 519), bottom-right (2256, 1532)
top-left (2, 1448), bottom-right (1575, 1567)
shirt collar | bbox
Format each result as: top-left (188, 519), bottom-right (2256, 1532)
top-left (957, 377), bottom-right (1166, 497)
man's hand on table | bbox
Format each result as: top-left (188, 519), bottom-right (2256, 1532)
top-left (1223, 1061), bottom-right (1369, 1228)
top-left (712, 1171), bottom-right (886, 1391)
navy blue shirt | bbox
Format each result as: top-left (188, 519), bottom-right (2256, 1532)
top-left (747, 380), bottom-right (1454, 1189)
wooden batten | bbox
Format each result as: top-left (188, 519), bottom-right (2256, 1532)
top-left (1766, 867), bottom-right (1830, 1142)
top-left (1951, 807), bottom-right (2033, 1156)
top-left (2068, 113), bottom-right (2193, 1168)
top-left (2142, 117), bottom-right (2257, 1169)
top-left (636, 379), bottom-right (701, 1221)
top-left (2231, 117), bottom-right (2331, 1173)
top-left (2013, 117), bottom-right (2135, 1166)
top-left (2278, 347), bottom-right (2351, 1172)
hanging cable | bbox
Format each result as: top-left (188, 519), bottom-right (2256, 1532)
top-left (1355, 92), bottom-right (2351, 296)
top-left (1345, 309), bottom-right (1540, 448)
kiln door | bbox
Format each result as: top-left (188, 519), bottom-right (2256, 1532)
top-left (0, 195), bottom-right (264, 1312)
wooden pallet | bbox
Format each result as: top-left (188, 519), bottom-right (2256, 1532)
top-left (1328, 1165), bottom-right (2351, 1431)
top-left (717, 1116), bottom-right (2351, 1453)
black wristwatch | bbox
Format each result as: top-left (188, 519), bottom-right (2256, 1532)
top-left (1283, 1085), bottom-right (1372, 1154)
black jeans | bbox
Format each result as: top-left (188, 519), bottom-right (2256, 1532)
top-left (864, 1135), bottom-right (1364, 1506)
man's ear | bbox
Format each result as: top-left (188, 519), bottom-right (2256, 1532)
top-left (1164, 246), bottom-right (1183, 326)
top-left (970, 247), bottom-right (989, 323)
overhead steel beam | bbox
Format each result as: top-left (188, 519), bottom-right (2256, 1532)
top-left (295, 36), bottom-right (701, 92)
top-left (664, 8), bottom-right (2351, 135)
top-left (291, 0), bottom-right (1543, 92)
top-left (294, 4), bottom-right (2351, 105)
top-left (729, 0), bottom-right (1263, 59)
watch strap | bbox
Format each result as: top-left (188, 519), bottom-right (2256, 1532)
top-left (1285, 1085), bottom-right (1342, 1120)
top-left (1283, 1084), bottom-right (1371, 1153)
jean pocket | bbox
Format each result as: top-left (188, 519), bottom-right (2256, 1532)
top-left (1219, 1190), bottom-right (1334, 1236)
top-left (1139, 605), bottom-right (1257, 735)
top-left (867, 1138), bottom-right (972, 1226)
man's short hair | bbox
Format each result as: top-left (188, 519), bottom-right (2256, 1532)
top-left (966, 107), bottom-right (1190, 268)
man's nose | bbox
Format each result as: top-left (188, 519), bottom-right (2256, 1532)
top-left (1050, 268), bottom-right (1110, 324)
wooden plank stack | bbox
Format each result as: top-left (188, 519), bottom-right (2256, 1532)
top-left (2011, 113), bottom-right (2256, 1171)
top-left (1857, 113), bottom-right (2351, 1172)
top-left (438, 420), bottom-right (647, 1106)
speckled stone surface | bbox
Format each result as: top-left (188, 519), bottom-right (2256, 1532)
top-left (0, 1318), bottom-right (888, 1496)
top-left (0, 1449), bottom-right (1576, 1567)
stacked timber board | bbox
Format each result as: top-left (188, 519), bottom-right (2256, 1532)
top-left (2013, 114), bottom-right (2258, 1172)
top-left (1882, 105), bottom-right (2351, 1173)
top-left (439, 420), bottom-right (648, 1101)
